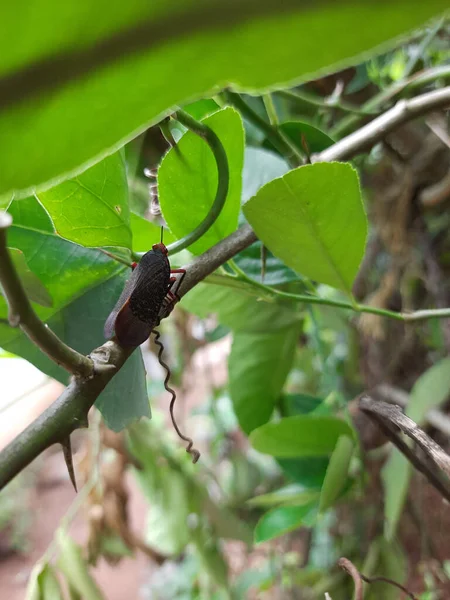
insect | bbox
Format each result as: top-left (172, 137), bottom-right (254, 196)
top-left (104, 241), bottom-right (200, 463)
top-left (104, 242), bottom-right (185, 347)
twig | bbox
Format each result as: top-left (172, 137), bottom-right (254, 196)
top-left (315, 86), bottom-right (450, 163)
top-left (338, 558), bottom-right (363, 600)
top-left (338, 557), bottom-right (418, 600)
top-left (0, 224), bottom-right (256, 490)
top-left (0, 212), bottom-right (93, 378)
top-left (359, 396), bottom-right (450, 503)
top-left (278, 88), bottom-right (378, 116)
top-left (375, 383), bottom-right (450, 437)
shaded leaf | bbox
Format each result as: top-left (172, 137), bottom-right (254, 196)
top-left (229, 323), bottom-right (302, 433)
top-left (277, 457), bottom-right (329, 489)
top-left (37, 153), bottom-right (131, 249)
top-left (8, 248), bottom-right (53, 307)
top-left (264, 121), bottom-right (334, 155)
top-left (250, 415), bottom-right (354, 457)
top-left (1, 2), bottom-right (446, 195)
top-left (254, 502), bottom-right (317, 544)
top-left (407, 356), bottom-right (450, 425)
top-left (247, 484), bottom-right (320, 508)
top-left (382, 451), bottom-right (411, 542)
top-left (159, 108), bottom-right (244, 254)
top-left (319, 435), bottom-right (354, 513)
top-left (181, 282), bottom-right (299, 333)
top-left (57, 531), bottom-right (104, 600)
top-left (243, 163), bottom-right (367, 295)
top-left (130, 213), bottom-right (175, 253)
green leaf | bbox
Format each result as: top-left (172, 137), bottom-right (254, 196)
top-left (1, 2), bottom-right (446, 196)
top-left (229, 323), bottom-right (302, 433)
top-left (382, 450), bottom-right (411, 542)
top-left (182, 98), bottom-right (221, 120)
top-left (181, 282), bottom-right (299, 333)
top-left (57, 531), bottom-right (104, 600)
top-left (242, 147), bottom-right (289, 204)
top-left (8, 248), bottom-right (53, 307)
top-left (250, 416), bottom-right (354, 457)
top-left (247, 484), bottom-right (320, 508)
top-left (280, 393), bottom-right (323, 416)
top-left (406, 357), bottom-right (450, 424)
top-left (243, 163), bottom-right (367, 295)
top-left (37, 153), bottom-right (131, 249)
top-left (130, 213), bottom-right (175, 253)
top-left (38, 565), bottom-right (65, 599)
top-left (277, 457), bottom-right (329, 489)
top-left (280, 122), bottom-right (335, 153)
top-left (265, 121), bottom-right (334, 155)
top-left (159, 108), bottom-right (244, 254)
top-left (254, 503), bottom-right (317, 544)
top-left (319, 435), bottom-right (354, 513)
top-left (8, 196), bottom-right (54, 232)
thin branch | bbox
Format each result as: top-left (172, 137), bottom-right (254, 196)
top-left (0, 224), bottom-right (256, 490)
top-left (210, 268), bottom-right (450, 323)
top-left (315, 86), bottom-right (450, 163)
top-left (375, 383), bottom-right (450, 437)
top-left (278, 88), bottom-right (378, 116)
top-left (359, 396), bottom-right (450, 503)
top-left (0, 212), bottom-right (93, 378)
top-left (338, 557), bottom-right (418, 600)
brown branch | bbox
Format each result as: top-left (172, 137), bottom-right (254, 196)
top-left (0, 212), bottom-right (93, 378)
top-left (315, 86), bottom-right (450, 163)
top-left (338, 557), bottom-right (418, 600)
top-left (0, 224), bottom-right (256, 490)
top-left (359, 396), bottom-right (450, 503)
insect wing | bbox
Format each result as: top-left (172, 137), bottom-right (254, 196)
top-left (104, 268), bottom-right (140, 340)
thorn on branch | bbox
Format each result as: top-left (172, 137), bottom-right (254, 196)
top-left (61, 436), bottom-right (77, 492)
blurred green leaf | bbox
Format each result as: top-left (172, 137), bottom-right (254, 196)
top-left (7, 248), bottom-right (53, 307)
top-left (37, 153), bottom-right (131, 249)
top-left (247, 484), bottom-right (320, 508)
top-left (277, 457), bottom-right (329, 489)
top-left (407, 356), bottom-right (450, 424)
top-left (159, 108), bottom-right (244, 254)
top-left (181, 282), bottom-right (299, 333)
top-left (365, 537), bottom-right (407, 600)
top-left (382, 450), bottom-right (411, 542)
top-left (319, 435), bottom-right (354, 513)
top-left (265, 121), bottom-right (334, 155)
top-left (38, 565), bottom-right (64, 600)
top-left (280, 393), bottom-right (323, 416)
top-left (130, 213), bottom-right (175, 253)
top-left (243, 163), bottom-right (367, 295)
top-left (2, 2), bottom-right (446, 196)
top-left (250, 416), bottom-right (355, 457)
top-left (254, 502), bottom-right (317, 543)
top-left (229, 323), bottom-right (302, 433)
top-left (57, 531), bottom-right (104, 600)
top-left (182, 98), bottom-right (220, 120)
